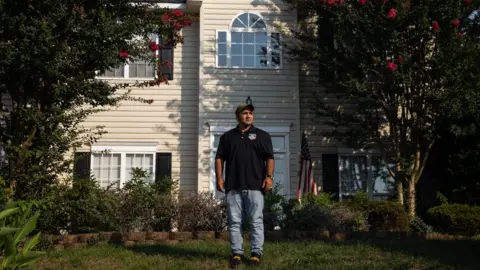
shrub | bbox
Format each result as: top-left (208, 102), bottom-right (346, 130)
top-left (347, 200), bottom-right (410, 232)
top-left (263, 183), bottom-right (287, 230)
top-left (410, 216), bottom-right (435, 234)
top-left (283, 194), bottom-right (368, 232)
top-left (37, 178), bottom-right (118, 234)
top-left (176, 192), bottom-right (227, 232)
top-left (426, 203), bottom-right (480, 236)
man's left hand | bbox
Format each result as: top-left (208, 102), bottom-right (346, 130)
top-left (262, 177), bottom-right (273, 192)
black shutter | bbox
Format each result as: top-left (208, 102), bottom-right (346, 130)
top-left (155, 152), bottom-right (172, 181)
top-left (322, 154), bottom-right (339, 200)
top-left (74, 152), bottom-right (91, 180)
top-left (160, 38), bottom-right (174, 80)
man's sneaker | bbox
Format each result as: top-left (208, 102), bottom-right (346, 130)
top-left (248, 253), bottom-right (261, 267)
top-left (229, 254), bottom-right (242, 269)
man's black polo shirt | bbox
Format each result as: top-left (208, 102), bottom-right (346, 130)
top-left (215, 125), bottom-right (274, 192)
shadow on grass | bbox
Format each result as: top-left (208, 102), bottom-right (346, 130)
top-left (334, 238), bottom-right (479, 270)
top-left (127, 243), bottom-right (227, 261)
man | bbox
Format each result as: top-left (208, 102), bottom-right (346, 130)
top-left (215, 103), bottom-right (275, 268)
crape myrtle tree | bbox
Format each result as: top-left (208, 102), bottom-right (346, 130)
top-left (282, 0), bottom-right (480, 216)
top-left (0, 0), bottom-right (194, 200)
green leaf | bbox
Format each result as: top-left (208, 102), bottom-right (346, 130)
top-left (22, 232), bottom-right (41, 252)
top-left (2, 234), bottom-right (16, 267)
top-left (13, 211), bottom-right (39, 245)
top-left (0, 227), bottom-right (17, 237)
top-left (15, 251), bottom-right (46, 268)
top-left (0, 208), bottom-right (19, 220)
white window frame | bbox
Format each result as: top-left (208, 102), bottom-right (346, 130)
top-left (91, 144), bottom-right (157, 188)
top-left (337, 148), bottom-right (395, 201)
top-left (215, 11), bottom-right (282, 69)
top-left (207, 120), bottom-right (291, 198)
top-left (95, 34), bottom-right (160, 80)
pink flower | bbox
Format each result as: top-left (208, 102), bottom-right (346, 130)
top-left (359, 0), bottom-right (367, 4)
top-left (119, 51), bottom-right (129, 59)
top-left (387, 8), bottom-right (397, 19)
top-left (387, 62), bottom-right (397, 71)
top-left (464, 0), bottom-right (472, 4)
top-left (451, 19), bottom-right (460, 28)
top-left (149, 41), bottom-right (159, 51)
top-left (396, 56), bottom-right (404, 64)
top-left (458, 33), bottom-right (463, 37)
top-left (432, 21), bottom-right (440, 31)
top-left (327, 0), bottom-right (336, 6)
top-left (173, 10), bottom-right (184, 17)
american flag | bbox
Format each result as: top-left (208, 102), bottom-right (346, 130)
top-left (297, 131), bottom-right (318, 201)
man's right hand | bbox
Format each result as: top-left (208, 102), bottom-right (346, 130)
top-left (216, 178), bottom-right (225, 193)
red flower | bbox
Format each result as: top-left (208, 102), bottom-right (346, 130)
top-left (458, 33), bottom-right (463, 37)
top-left (359, 0), bottom-right (367, 4)
top-left (338, 0), bottom-right (344, 4)
top-left (387, 8), bottom-right (397, 19)
top-left (387, 62), bottom-right (397, 71)
top-left (464, 0), bottom-right (472, 4)
top-left (451, 19), bottom-right (460, 28)
top-left (327, 0), bottom-right (336, 6)
top-left (163, 60), bottom-right (173, 68)
top-left (383, 0), bottom-right (388, 3)
top-left (146, 99), bottom-right (154, 104)
top-left (432, 21), bottom-right (440, 31)
top-left (161, 13), bottom-right (173, 24)
top-left (321, 0), bottom-right (327, 3)
top-left (149, 41), bottom-right (159, 51)
top-left (396, 56), bottom-right (404, 64)
top-left (119, 51), bottom-right (129, 59)
top-left (173, 10), bottom-right (184, 17)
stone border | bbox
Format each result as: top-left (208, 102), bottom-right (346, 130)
top-left (40, 231), bottom-right (476, 251)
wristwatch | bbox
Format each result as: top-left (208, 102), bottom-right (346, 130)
top-left (266, 174), bottom-right (274, 180)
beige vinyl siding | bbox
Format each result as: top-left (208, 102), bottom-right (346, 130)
top-left (81, 21), bottom-right (200, 193)
top-left (198, 0), bottom-right (301, 197)
top-left (299, 68), bottom-right (338, 189)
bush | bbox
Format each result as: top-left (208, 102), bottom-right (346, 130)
top-left (176, 192), bottom-right (227, 232)
top-left (427, 203), bottom-right (480, 236)
top-left (346, 199), bottom-right (410, 232)
top-left (410, 216), bottom-right (435, 234)
top-left (283, 194), bottom-right (368, 232)
top-left (37, 178), bottom-right (118, 234)
top-left (263, 183), bottom-right (287, 230)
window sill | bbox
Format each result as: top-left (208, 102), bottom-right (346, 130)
top-left (214, 66), bottom-right (282, 70)
top-left (95, 77), bottom-right (156, 81)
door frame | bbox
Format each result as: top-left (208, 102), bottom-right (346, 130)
top-left (207, 120), bottom-right (291, 198)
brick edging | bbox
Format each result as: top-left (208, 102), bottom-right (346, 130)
top-left (41, 231), bottom-right (475, 251)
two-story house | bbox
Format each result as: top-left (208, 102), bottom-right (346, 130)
top-left (74, 0), bottom-right (395, 201)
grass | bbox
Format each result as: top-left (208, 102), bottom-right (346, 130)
top-left (30, 238), bottom-right (479, 270)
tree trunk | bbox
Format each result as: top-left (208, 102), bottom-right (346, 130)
top-left (395, 176), bottom-right (404, 205)
top-left (407, 181), bottom-right (416, 217)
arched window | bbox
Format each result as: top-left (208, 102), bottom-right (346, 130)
top-left (216, 12), bottom-right (281, 68)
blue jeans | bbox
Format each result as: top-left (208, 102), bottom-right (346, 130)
top-left (226, 190), bottom-right (264, 256)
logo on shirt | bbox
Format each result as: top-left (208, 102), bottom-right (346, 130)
top-left (248, 133), bottom-right (257, 140)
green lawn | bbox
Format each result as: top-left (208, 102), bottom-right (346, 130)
top-left (30, 238), bottom-right (479, 270)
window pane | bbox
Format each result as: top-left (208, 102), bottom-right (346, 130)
top-left (101, 66), bottom-right (124, 77)
top-left (232, 32), bottom-right (242, 43)
top-left (255, 45), bottom-right (267, 56)
top-left (371, 156), bottom-right (395, 194)
top-left (93, 153), bottom-right (121, 189)
top-left (340, 156), bottom-right (368, 194)
top-left (217, 55), bottom-right (227, 66)
top-left (217, 31), bottom-right (227, 42)
top-left (238, 13), bottom-right (249, 27)
top-left (125, 153), bottom-right (154, 183)
top-left (272, 52), bottom-right (281, 67)
top-left (243, 32), bottom-right (254, 43)
top-left (256, 56), bottom-right (268, 67)
top-left (213, 135), bottom-right (221, 148)
top-left (252, 19), bottom-right (266, 29)
top-left (232, 56), bottom-right (242, 66)
top-left (218, 43), bottom-right (227, 55)
top-left (249, 14), bottom-right (260, 27)
top-left (218, 55), bottom-right (227, 66)
top-left (271, 33), bottom-right (281, 49)
top-left (255, 32), bottom-right (267, 43)
top-left (243, 44), bottom-right (254, 55)
top-left (243, 56), bottom-right (254, 67)
top-left (231, 44), bottom-right (242, 55)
